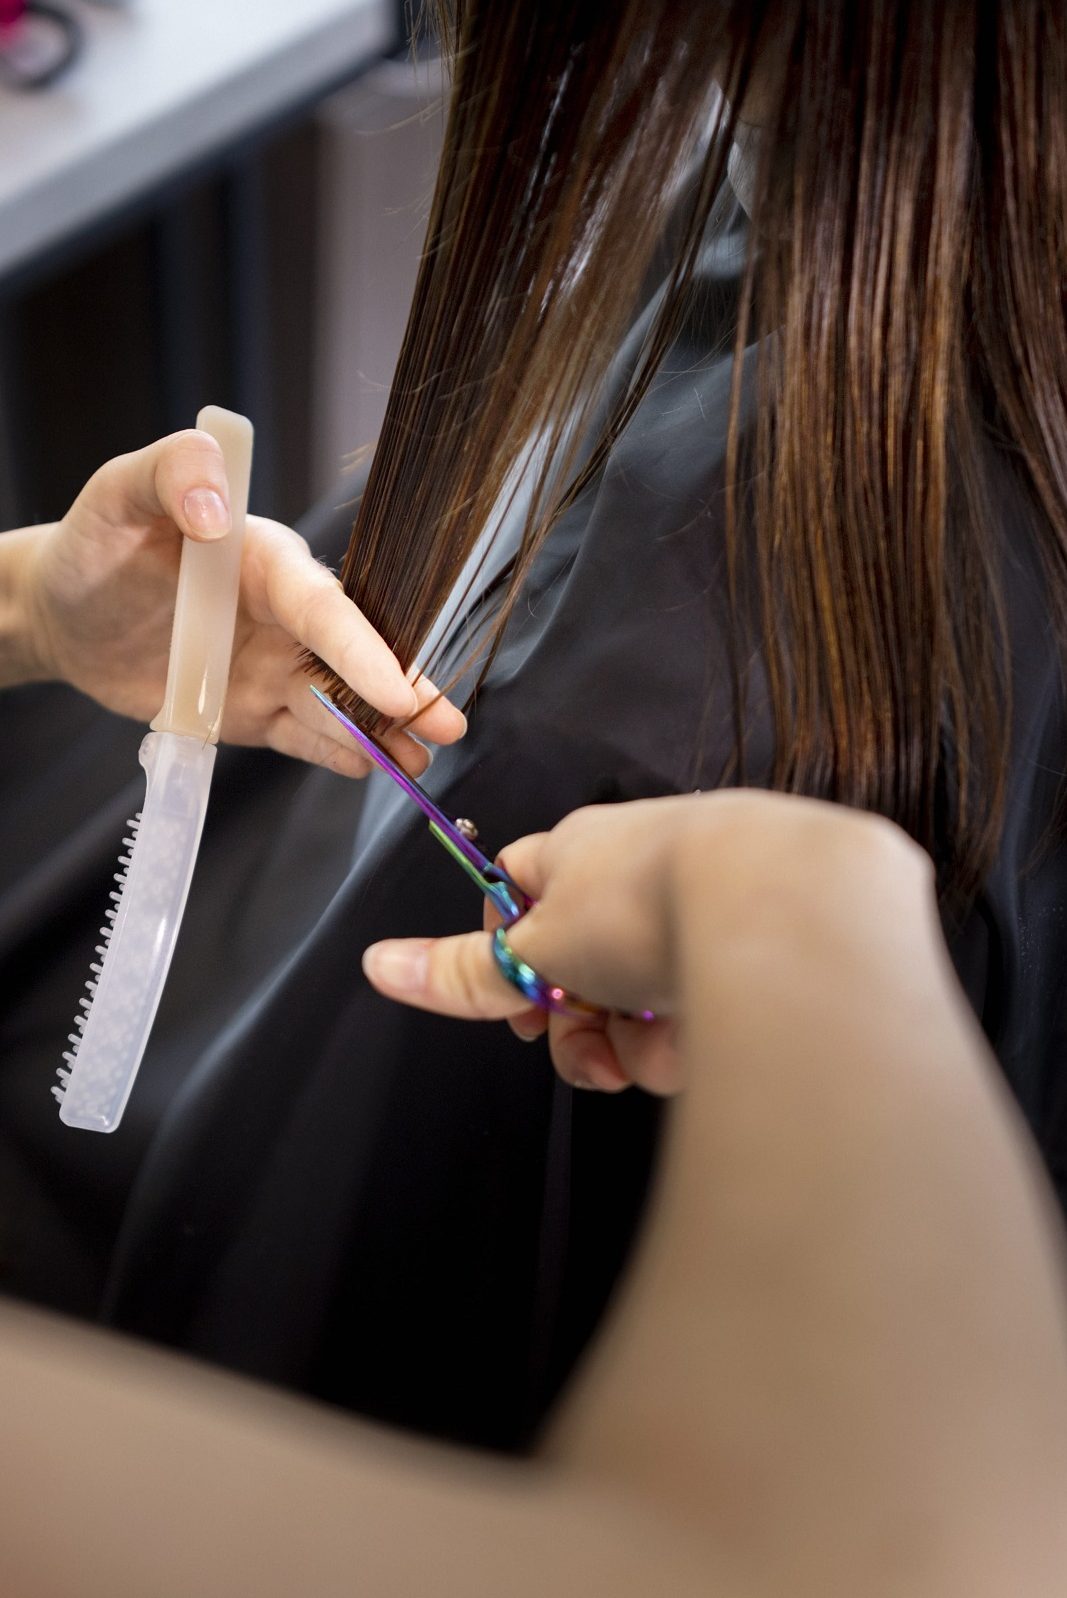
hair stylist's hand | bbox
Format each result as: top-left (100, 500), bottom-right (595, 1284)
top-left (363, 793), bottom-right (721, 1094)
top-left (362, 792), bottom-right (939, 1096)
top-left (10, 430), bottom-right (465, 776)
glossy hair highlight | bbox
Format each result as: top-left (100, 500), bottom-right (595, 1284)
top-left (314, 1), bottom-right (1067, 902)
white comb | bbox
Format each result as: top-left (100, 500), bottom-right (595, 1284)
top-left (54, 406), bottom-right (254, 1132)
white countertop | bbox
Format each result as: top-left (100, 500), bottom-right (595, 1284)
top-left (0, 0), bottom-right (393, 277)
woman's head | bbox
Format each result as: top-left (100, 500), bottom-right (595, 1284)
top-left (320, 2), bottom-right (1067, 902)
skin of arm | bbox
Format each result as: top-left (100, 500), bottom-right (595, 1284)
top-left (554, 803), bottom-right (1067, 1596)
top-left (0, 797), bottom-right (1065, 1594)
top-left (0, 1298), bottom-right (715, 1598)
top-left (0, 522), bottom-right (38, 689)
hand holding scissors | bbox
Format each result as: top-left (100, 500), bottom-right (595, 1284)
top-left (312, 686), bottom-right (671, 1092)
top-left (342, 752), bottom-right (932, 1099)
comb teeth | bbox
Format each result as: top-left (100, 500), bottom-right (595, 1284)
top-left (53, 814), bottom-right (141, 1102)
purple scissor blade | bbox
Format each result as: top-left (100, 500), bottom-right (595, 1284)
top-left (309, 684), bottom-right (489, 871)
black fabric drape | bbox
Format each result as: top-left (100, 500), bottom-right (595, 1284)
top-left (2, 218), bottom-right (1066, 1453)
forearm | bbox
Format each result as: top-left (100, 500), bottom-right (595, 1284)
top-left (0, 1301), bottom-right (713, 1598)
top-left (0, 524), bottom-right (49, 688)
top-left (555, 809), bottom-right (1067, 1594)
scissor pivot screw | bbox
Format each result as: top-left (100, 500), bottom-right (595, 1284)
top-left (454, 818), bottom-right (479, 841)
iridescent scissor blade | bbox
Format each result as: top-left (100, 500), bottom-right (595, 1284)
top-left (310, 684), bottom-right (489, 873)
top-left (310, 685), bottom-right (534, 921)
top-left (310, 688), bottom-right (647, 1019)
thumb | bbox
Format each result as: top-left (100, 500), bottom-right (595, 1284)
top-left (77, 430), bottom-right (232, 543)
top-left (362, 931), bottom-right (535, 1021)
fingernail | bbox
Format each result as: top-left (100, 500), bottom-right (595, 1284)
top-left (363, 940), bottom-right (429, 993)
top-left (183, 488), bottom-right (230, 537)
top-left (571, 1076), bottom-right (600, 1091)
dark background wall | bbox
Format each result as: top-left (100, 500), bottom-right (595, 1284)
top-left (2, 118), bottom-right (321, 530)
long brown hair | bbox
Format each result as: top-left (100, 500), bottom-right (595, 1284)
top-left (314, 1), bottom-right (1067, 902)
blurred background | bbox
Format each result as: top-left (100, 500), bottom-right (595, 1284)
top-left (0, 0), bottom-right (443, 530)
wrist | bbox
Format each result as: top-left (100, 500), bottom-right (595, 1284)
top-left (665, 792), bottom-right (939, 1009)
top-left (0, 525), bottom-right (56, 689)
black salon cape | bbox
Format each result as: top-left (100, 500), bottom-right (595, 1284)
top-left (3, 221), bottom-right (1067, 1452)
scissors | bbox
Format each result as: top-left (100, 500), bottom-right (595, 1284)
top-left (310, 684), bottom-right (637, 1018)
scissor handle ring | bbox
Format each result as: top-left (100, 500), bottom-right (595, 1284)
top-left (490, 925), bottom-right (604, 1018)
